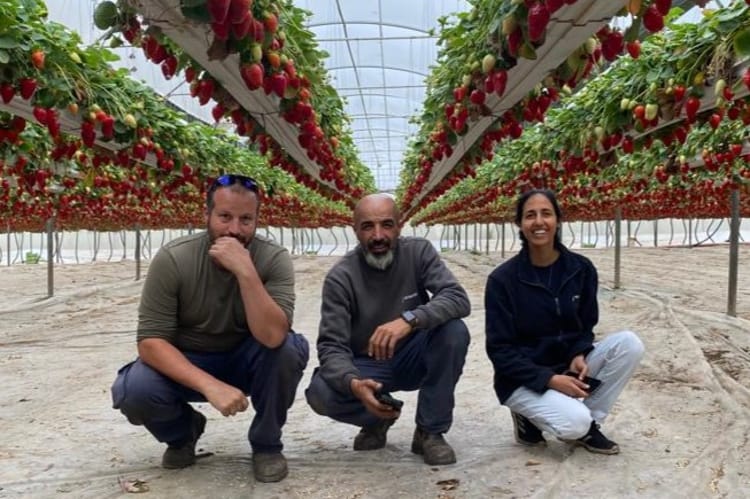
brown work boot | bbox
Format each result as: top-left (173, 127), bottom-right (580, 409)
top-left (252, 452), bottom-right (288, 483)
top-left (162, 410), bottom-right (207, 469)
top-left (353, 418), bottom-right (396, 451)
top-left (410, 427), bottom-right (456, 465)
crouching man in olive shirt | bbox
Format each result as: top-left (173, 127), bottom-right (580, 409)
top-left (111, 174), bottom-right (308, 483)
top-left (305, 193), bottom-right (470, 465)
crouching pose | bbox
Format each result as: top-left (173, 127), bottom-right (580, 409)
top-left (306, 194), bottom-right (471, 465)
top-left (111, 174), bottom-right (308, 482)
top-left (485, 189), bottom-right (644, 454)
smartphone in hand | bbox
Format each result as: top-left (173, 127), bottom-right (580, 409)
top-left (375, 391), bottom-right (404, 410)
top-left (564, 371), bottom-right (603, 394)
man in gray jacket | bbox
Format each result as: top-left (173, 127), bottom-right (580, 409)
top-left (305, 193), bottom-right (470, 465)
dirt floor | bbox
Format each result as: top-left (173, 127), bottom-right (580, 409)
top-left (1, 245), bottom-right (750, 498)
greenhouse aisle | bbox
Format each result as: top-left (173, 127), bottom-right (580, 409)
top-left (0, 245), bottom-right (749, 498)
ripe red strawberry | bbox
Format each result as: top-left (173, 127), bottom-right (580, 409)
top-left (11, 116), bottom-right (26, 132)
top-left (643, 5), bottom-right (664, 32)
top-left (601, 31), bottom-right (624, 61)
top-left (469, 89), bottom-right (486, 105)
top-left (229, 0), bottom-right (250, 23)
top-left (240, 63), bottom-right (264, 90)
top-left (32, 106), bottom-right (49, 125)
top-left (708, 112), bottom-right (722, 129)
top-left (493, 70), bottom-right (508, 97)
top-left (132, 142), bottom-right (147, 160)
top-left (211, 20), bottom-right (231, 40)
top-left (100, 115), bottom-right (115, 138)
top-left (80, 121), bottom-right (96, 147)
top-left (232, 13), bottom-right (252, 39)
top-left (263, 12), bottom-right (278, 34)
top-left (507, 27), bottom-right (522, 58)
top-left (685, 96), bottom-right (700, 122)
top-left (527, 2), bottom-right (550, 43)
top-left (271, 73), bottom-right (287, 98)
top-left (546, 0), bottom-right (564, 13)
top-left (211, 103), bottom-right (225, 121)
top-left (654, 0), bottom-right (671, 16)
top-left (1, 83), bottom-right (15, 103)
top-left (672, 84), bottom-right (685, 101)
top-left (621, 136), bottom-right (634, 154)
top-left (743, 68), bottom-right (750, 91)
top-left (207, 0), bottom-right (231, 24)
top-left (161, 55), bottom-right (178, 79)
top-left (31, 49), bottom-right (45, 69)
top-left (19, 77), bottom-right (37, 100)
top-left (185, 66), bottom-right (197, 83)
top-left (626, 40), bottom-right (640, 59)
top-left (197, 79), bottom-right (215, 105)
top-left (252, 19), bottom-right (265, 42)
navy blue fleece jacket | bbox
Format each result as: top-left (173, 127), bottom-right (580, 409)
top-left (484, 245), bottom-right (598, 403)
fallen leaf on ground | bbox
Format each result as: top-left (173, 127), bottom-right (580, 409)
top-left (118, 477), bottom-right (149, 493)
top-left (436, 478), bottom-right (460, 490)
top-left (525, 459), bottom-right (542, 466)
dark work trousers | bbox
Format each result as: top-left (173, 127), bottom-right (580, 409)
top-left (111, 332), bottom-right (309, 454)
top-left (305, 319), bottom-right (469, 434)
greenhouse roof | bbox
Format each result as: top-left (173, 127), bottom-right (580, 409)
top-left (49, 0), bottom-right (468, 192)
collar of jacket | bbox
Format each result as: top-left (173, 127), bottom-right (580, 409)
top-left (516, 245), bottom-right (582, 285)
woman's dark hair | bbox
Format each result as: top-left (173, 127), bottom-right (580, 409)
top-left (514, 189), bottom-right (563, 249)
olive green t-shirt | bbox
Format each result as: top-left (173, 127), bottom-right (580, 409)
top-left (136, 232), bottom-right (295, 352)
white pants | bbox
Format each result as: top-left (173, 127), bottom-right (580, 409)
top-left (504, 330), bottom-right (644, 440)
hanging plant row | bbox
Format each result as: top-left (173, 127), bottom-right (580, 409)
top-left (394, 0), bottom-right (676, 219)
top-left (0, 0), bottom-right (352, 232)
top-left (98, 0), bottom-right (375, 203)
top-left (410, 1), bottom-right (750, 226)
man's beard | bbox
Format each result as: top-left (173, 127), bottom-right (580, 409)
top-left (363, 248), bottom-right (394, 270)
top-left (207, 225), bottom-right (252, 247)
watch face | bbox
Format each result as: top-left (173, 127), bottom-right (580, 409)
top-left (402, 311), bottom-right (417, 326)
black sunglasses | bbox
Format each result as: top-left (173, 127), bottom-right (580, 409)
top-left (209, 174), bottom-right (259, 193)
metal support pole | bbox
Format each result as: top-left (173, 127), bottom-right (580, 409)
top-left (653, 220), bottom-right (658, 247)
top-left (135, 226), bottom-right (142, 281)
top-left (501, 223), bottom-right (506, 259)
top-left (6, 222), bottom-right (9, 267)
top-left (727, 190), bottom-right (740, 317)
top-left (614, 207), bottom-right (622, 289)
top-left (46, 217), bottom-right (54, 298)
top-left (485, 223), bottom-right (490, 254)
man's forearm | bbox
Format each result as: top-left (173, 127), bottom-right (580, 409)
top-left (236, 271), bottom-right (289, 348)
top-left (138, 338), bottom-right (218, 395)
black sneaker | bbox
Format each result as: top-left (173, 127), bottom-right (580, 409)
top-left (353, 418), bottom-right (396, 451)
top-left (572, 421), bottom-right (620, 455)
top-left (162, 410), bottom-right (207, 469)
top-left (511, 411), bottom-right (546, 447)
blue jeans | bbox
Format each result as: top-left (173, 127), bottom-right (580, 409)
top-left (505, 330), bottom-right (644, 439)
top-left (111, 332), bottom-right (309, 453)
top-left (305, 319), bottom-right (470, 434)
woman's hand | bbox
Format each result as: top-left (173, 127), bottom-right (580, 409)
top-left (548, 373), bottom-right (590, 398)
top-left (568, 354), bottom-right (589, 378)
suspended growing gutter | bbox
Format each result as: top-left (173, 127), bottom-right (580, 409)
top-left (127, 0), bottom-right (351, 198)
top-left (403, 0), bottom-right (628, 218)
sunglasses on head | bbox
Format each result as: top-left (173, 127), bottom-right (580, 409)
top-left (209, 174), bottom-right (259, 193)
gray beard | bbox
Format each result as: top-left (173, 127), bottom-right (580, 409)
top-left (364, 250), bottom-right (394, 270)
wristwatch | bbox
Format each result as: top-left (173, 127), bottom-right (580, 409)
top-left (401, 310), bottom-right (419, 328)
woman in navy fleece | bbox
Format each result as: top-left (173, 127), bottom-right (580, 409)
top-left (484, 189), bottom-right (644, 454)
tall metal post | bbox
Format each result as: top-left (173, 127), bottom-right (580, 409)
top-left (135, 226), bottom-right (142, 281)
top-left (46, 217), bottom-right (55, 298)
top-left (614, 207), bottom-right (622, 289)
top-left (727, 190), bottom-right (740, 317)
